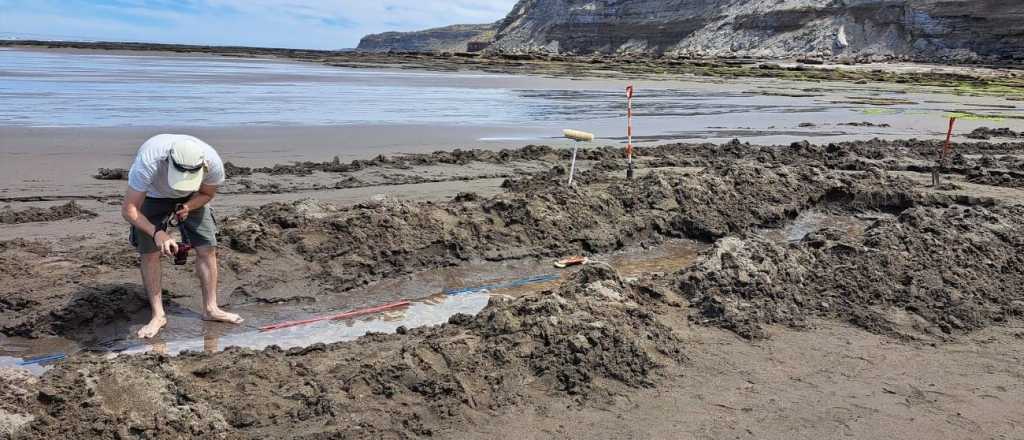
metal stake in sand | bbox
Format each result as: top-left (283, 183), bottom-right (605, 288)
top-left (563, 129), bottom-right (594, 186)
top-left (626, 84), bottom-right (635, 180)
top-left (932, 116), bottom-right (957, 187)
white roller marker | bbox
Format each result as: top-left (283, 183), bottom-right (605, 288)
top-left (562, 129), bottom-right (594, 186)
top-left (563, 129), bottom-right (595, 142)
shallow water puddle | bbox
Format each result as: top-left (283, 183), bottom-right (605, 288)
top-left (0, 335), bottom-right (77, 375)
top-left (1, 239), bottom-right (707, 371)
top-left (118, 294), bottom-right (493, 356)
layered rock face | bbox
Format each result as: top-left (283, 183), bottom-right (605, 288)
top-left (357, 23), bottom-right (497, 52)
top-left (361, 0), bottom-right (1024, 61)
top-left (492, 0), bottom-right (1024, 60)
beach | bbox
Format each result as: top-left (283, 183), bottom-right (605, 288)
top-left (2, 46), bottom-right (1024, 439)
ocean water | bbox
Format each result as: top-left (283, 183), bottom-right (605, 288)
top-left (1, 48), bottom-right (1021, 141)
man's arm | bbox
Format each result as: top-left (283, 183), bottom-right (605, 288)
top-left (175, 183), bottom-right (217, 220)
top-left (122, 188), bottom-right (177, 256)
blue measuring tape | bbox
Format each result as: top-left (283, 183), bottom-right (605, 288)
top-left (19, 352), bottom-right (66, 366)
top-left (444, 274), bottom-right (561, 296)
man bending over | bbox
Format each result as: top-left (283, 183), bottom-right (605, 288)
top-left (121, 134), bottom-right (243, 339)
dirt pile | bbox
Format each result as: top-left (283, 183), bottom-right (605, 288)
top-left (966, 127), bottom-right (1022, 140)
top-left (222, 161), bottom-right (252, 178)
top-left (966, 169), bottom-right (1024, 188)
top-left (0, 201), bottom-right (97, 225)
top-left (0, 239), bottom-right (48, 282)
top-left (2, 284), bottom-right (150, 339)
top-left (240, 145), bottom-right (568, 177)
top-left (218, 164), bottom-right (915, 293)
top-left (0, 368), bottom-right (37, 439)
top-left (839, 122), bottom-right (891, 127)
top-left (678, 203), bottom-right (1024, 340)
top-left (632, 138), bottom-right (1024, 189)
top-left (92, 168), bottom-right (128, 180)
top-left (18, 265), bottom-right (684, 439)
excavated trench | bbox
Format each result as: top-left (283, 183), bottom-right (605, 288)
top-left (0, 239), bottom-right (707, 371)
top-left (0, 195), bottom-right (908, 375)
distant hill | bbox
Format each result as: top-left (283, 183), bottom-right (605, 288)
top-left (357, 23), bottom-right (497, 53)
top-left (358, 0), bottom-right (1024, 62)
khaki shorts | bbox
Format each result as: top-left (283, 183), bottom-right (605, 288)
top-left (129, 197), bottom-right (217, 254)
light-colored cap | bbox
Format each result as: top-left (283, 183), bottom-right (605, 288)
top-left (167, 139), bottom-right (206, 192)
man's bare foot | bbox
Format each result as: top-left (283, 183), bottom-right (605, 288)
top-left (202, 308), bottom-right (244, 324)
top-left (137, 315), bottom-right (167, 339)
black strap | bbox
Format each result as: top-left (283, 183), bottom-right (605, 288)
top-left (154, 193), bottom-right (195, 244)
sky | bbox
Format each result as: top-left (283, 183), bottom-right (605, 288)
top-left (0, 0), bottom-right (518, 49)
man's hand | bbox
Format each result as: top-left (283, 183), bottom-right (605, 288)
top-left (154, 230), bottom-right (178, 257)
top-left (175, 203), bottom-right (190, 222)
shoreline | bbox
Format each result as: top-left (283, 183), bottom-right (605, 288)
top-left (4, 40), bottom-right (1024, 96)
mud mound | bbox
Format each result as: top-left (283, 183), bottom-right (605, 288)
top-left (241, 145), bottom-right (574, 177)
top-left (966, 169), bottom-right (1024, 188)
top-left (92, 168), bottom-right (128, 180)
top-left (667, 164), bottom-right (914, 240)
top-left (839, 122), bottom-right (891, 127)
top-left (22, 266), bottom-right (683, 439)
top-left (185, 139), bottom-right (1024, 186)
top-left (220, 164), bottom-right (913, 293)
top-left (2, 284), bottom-right (149, 339)
top-left (640, 138), bottom-right (1024, 171)
top-left (678, 204), bottom-right (1024, 340)
top-left (966, 127), bottom-right (1022, 140)
top-left (0, 239), bottom-right (49, 281)
top-left (0, 369), bottom-right (36, 439)
top-left (222, 161), bottom-right (252, 178)
top-left (0, 201), bottom-right (97, 225)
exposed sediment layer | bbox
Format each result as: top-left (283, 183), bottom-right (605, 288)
top-left (365, 0), bottom-right (1024, 62)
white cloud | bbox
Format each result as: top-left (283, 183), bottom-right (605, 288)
top-left (0, 0), bottom-right (519, 49)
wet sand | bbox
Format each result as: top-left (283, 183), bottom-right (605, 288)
top-left (4, 137), bottom-right (1024, 438)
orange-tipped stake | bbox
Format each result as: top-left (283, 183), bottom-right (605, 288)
top-left (626, 84), bottom-right (635, 179)
top-left (933, 116), bottom-right (957, 186)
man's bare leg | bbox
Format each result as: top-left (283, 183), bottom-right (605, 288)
top-left (138, 251), bottom-right (167, 338)
top-left (195, 246), bottom-right (243, 324)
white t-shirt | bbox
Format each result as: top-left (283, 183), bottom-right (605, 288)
top-left (128, 134), bottom-right (226, 199)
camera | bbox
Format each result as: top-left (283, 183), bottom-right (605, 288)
top-left (174, 242), bottom-right (193, 265)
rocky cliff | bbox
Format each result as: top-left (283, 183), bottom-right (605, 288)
top-left (357, 23), bottom-right (497, 52)
top-left (361, 0), bottom-right (1024, 61)
top-left (491, 0), bottom-right (1024, 60)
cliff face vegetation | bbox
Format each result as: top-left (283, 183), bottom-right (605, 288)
top-left (361, 0), bottom-right (1024, 61)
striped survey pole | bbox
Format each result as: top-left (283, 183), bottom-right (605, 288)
top-left (626, 84), bottom-right (635, 180)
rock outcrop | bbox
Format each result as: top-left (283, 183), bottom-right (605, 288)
top-left (362, 0), bottom-right (1024, 61)
top-left (357, 23), bottom-right (497, 52)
